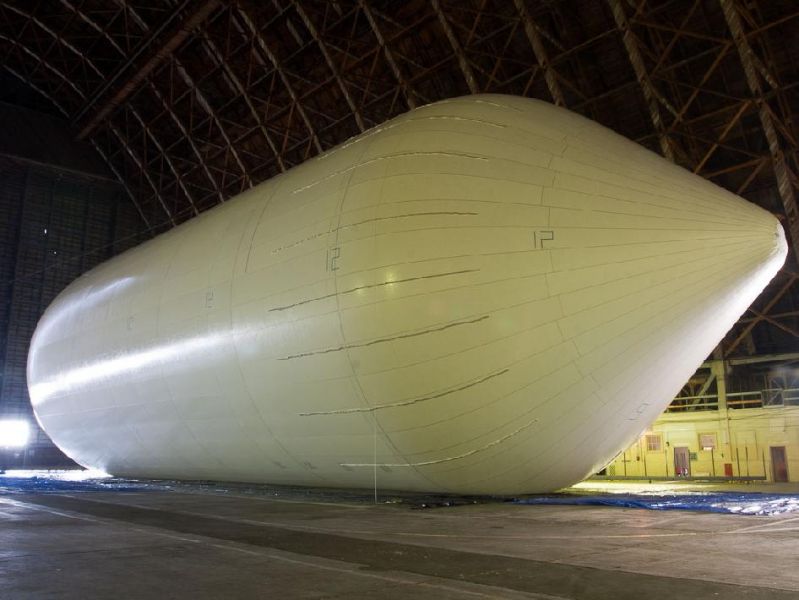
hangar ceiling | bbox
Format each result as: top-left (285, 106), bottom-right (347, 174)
top-left (1, 0), bottom-right (798, 361)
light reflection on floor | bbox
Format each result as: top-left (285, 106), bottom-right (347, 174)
top-left (571, 479), bottom-right (799, 495)
top-left (1, 468), bottom-right (110, 480)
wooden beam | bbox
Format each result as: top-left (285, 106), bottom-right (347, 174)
top-left (431, 0), bottom-right (479, 94)
top-left (359, 0), bottom-right (417, 109)
top-left (199, 32), bottom-right (286, 173)
top-left (607, 0), bottom-right (676, 161)
top-left (233, 6), bottom-right (323, 154)
top-left (1, 28), bottom-right (161, 227)
top-left (60, 0), bottom-right (222, 206)
top-left (726, 274), bottom-right (798, 355)
top-left (76, 0), bottom-right (221, 141)
top-left (512, 0), bottom-right (565, 106)
top-left (720, 0), bottom-right (799, 262)
top-left (172, 58), bottom-right (253, 190)
top-left (292, 1), bottom-right (366, 132)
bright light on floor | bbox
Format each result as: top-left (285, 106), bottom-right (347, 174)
top-left (571, 481), bottom-right (700, 494)
top-left (0, 468), bottom-right (110, 480)
top-left (0, 420), bottom-right (30, 448)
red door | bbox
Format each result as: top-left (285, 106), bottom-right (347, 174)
top-left (771, 447), bottom-right (789, 482)
top-left (674, 447), bottom-right (690, 477)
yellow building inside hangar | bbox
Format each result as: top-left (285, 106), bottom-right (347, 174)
top-left (605, 354), bottom-right (799, 483)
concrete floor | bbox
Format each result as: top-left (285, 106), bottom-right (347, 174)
top-left (2, 480), bottom-right (799, 599)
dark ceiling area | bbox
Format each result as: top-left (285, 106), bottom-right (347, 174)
top-left (1, 0), bottom-right (798, 360)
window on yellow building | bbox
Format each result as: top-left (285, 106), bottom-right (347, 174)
top-left (646, 434), bottom-right (662, 452)
top-left (699, 433), bottom-right (716, 450)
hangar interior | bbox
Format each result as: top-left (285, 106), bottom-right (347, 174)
top-left (1, 1), bottom-right (799, 598)
top-left (1, 0), bottom-right (798, 479)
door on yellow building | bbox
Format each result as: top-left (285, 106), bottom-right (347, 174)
top-left (674, 447), bottom-right (691, 477)
top-left (770, 447), bottom-right (789, 482)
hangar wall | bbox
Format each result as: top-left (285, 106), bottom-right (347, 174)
top-left (609, 407), bottom-right (799, 482)
top-left (607, 359), bottom-right (799, 482)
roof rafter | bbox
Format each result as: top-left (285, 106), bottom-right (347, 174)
top-left (512, 0), bottom-right (565, 106)
top-left (75, 0), bottom-right (221, 141)
top-left (431, 0), bottom-right (479, 94)
top-left (36, 0), bottom-right (205, 216)
top-left (198, 30), bottom-right (287, 173)
top-left (233, 6), bottom-right (322, 156)
top-left (607, 0), bottom-right (677, 161)
top-left (291, 0), bottom-right (366, 132)
top-left (720, 0), bottom-right (799, 261)
top-left (358, 0), bottom-right (416, 110)
top-left (0, 26), bottom-right (166, 225)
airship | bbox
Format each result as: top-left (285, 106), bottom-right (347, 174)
top-left (27, 94), bottom-right (786, 494)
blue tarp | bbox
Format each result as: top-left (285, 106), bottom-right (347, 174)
top-left (0, 475), bottom-right (161, 494)
top-left (4, 472), bottom-right (799, 515)
top-left (514, 493), bottom-right (799, 515)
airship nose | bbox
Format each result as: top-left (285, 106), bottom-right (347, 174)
top-left (368, 96), bottom-right (790, 494)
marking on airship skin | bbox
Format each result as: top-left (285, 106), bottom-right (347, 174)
top-left (407, 115), bottom-right (506, 129)
top-left (316, 116), bottom-right (506, 161)
top-left (269, 212), bottom-right (478, 257)
top-left (277, 315), bottom-right (490, 361)
top-left (269, 230), bottom-right (328, 255)
top-left (326, 247), bottom-right (340, 272)
top-left (298, 368), bottom-right (509, 416)
top-left (533, 230), bottom-right (555, 249)
top-left (339, 416), bottom-right (539, 468)
top-left (341, 211), bottom-right (478, 230)
top-left (626, 402), bottom-right (651, 421)
top-left (434, 97), bottom-right (523, 112)
top-left (316, 122), bottom-right (402, 159)
top-left (269, 268), bottom-right (479, 312)
top-left (291, 152), bottom-right (489, 195)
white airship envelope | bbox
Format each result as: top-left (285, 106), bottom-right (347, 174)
top-left (28, 95), bottom-right (786, 494)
